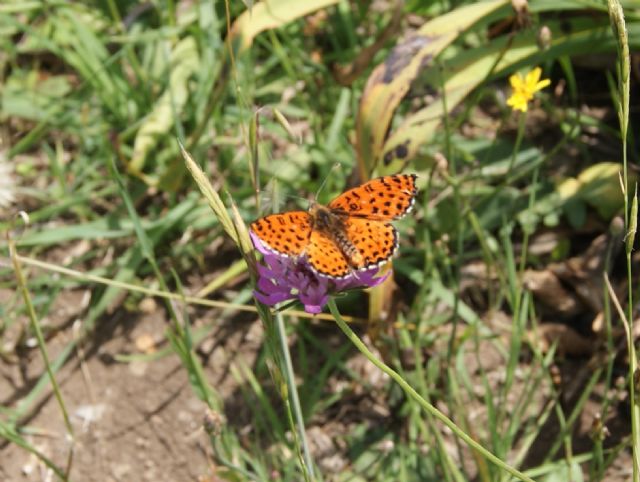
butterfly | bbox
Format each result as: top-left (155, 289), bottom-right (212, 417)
top-left (250, 174), bottom-right (418, 279)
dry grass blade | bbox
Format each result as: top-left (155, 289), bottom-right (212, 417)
top-left (180, 142), bottom-right (238, 245)
top-left (0, 254), bottom-right (358, 323)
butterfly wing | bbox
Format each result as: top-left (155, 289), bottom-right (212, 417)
top-left (250, 211), bottom-right (312, 257)
top-left (328, 174), bottom-right (417, 220)
top-left (306, 230), bottom-right (351, 278)
top-left (343, 217), bottom-right (398, 269)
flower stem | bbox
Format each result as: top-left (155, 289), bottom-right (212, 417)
top-left (508, 111), bottom-right (526, 175)
top-left (328, 299), bottom-right (534, 482)
top-left (275, 311), bottom-right (315, 480)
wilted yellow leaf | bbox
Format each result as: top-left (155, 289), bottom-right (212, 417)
top-left (356, 0), bottom-right (508, 178)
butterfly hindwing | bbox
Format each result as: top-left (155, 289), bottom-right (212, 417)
top-left (343, 217), bottom-right (398, 269)
top-left (328, 174), bottom-right (417, 220)
top-left (306, 230), bottom-right (350, 278)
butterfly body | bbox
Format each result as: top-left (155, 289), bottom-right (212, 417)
top-left (251, 174), bottom-right (418, 279)
top-left (309, 204), bottom-right (364, 267)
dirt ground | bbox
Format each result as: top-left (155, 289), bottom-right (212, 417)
top-left (0, 250), bottom-right (635, 481)
top-left (0, 285), bottom-right (267, 481)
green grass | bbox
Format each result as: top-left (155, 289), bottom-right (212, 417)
top-left (1, 0), bottom-right (639, 480)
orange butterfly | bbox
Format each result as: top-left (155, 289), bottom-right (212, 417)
top-left (250, 174), bottom-right (418, 279)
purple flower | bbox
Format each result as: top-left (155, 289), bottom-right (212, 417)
top-left (250, 232), bottom-right (389, 314)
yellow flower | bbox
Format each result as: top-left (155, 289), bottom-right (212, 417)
top-left (506, 67), bottom-right (551, 112)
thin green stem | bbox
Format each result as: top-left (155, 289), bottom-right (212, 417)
top-left (328, 299), bottom-right (535, 482)
top-left (8, 235), bottom-right (75, 477)
top-left (0, 425), bottom-right (68, 480)
top-left (607, 1), bottom-right (639, 478)
top-left (625, 153), bottom-right (639, 482)
top-left (519, 166), bottom-right (539, 275)
top-left (275, 311), bottom-right (315, 481)
top-left (508, 113), bottom-right (527, 174)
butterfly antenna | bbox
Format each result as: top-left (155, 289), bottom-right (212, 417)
top-left (314, 162), bottom-right (342, 202)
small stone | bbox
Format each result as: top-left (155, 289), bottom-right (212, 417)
top-left (138, 298), bottom-right (157, 313)
top-left (112, 463), bottom-right (131, 480)
top-left (129, 360), bottom-right (148, 377)
top-left (135, 333), bottom-right (156, 354)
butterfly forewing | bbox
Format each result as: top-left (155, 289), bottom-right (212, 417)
top-left (250, 211), bottom-right (312, 257)
top-left (328, 174), bottom-right (417, 220)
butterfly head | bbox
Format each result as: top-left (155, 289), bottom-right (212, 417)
top-left (308, 202), bottom-right (344, 233)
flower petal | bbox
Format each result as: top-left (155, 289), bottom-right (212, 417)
top-left (535, 79), bottom-right (551, 91)
top-left (256, 276), bottom-right (283, 294)
top-left (362, 270), bottom-right (391, 288)
top-left (250, 230), bottom-right (271, 255)
top-left (507, 91), bottom-right (531, 112)
top-left (302, 302), bottom-right (325, 314)
top-left (299, 290), bottom-right (329, 313)
top-left (525, 67), bottom-right (542, 87)
top-left (509, 73), bottom-right (525, 90)
top-left (254, 289), bottom-right (292, 306)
